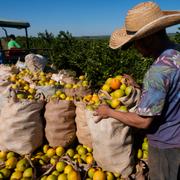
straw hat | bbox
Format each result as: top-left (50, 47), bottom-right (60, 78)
top-left (109, 1), bottom-right (180, 49)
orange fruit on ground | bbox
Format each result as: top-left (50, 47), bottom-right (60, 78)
top-left (93, 170), bottom-right (106, 180)
top-left (106, 171), bottom-right (115, 180)
top-left (68, 170), bottom-right (81, 180)
top-left (64, 164), bottom-right (73, 174)
top-left (77, 146), bottom-right (87, 155)
top-left (110, 78), bottom-right (121, 90)
top-left (46, 148), bottom-right (56, 158)
top-left (86, 155), bottom-right (94, 164)
top-left (66, 149), bottom-right (75, 158)
top-left (56, 161), bottom-right (66, 172)
top-left (88, 167), bottom-right (96, 178)
top-left (56, 146), bottom-right (65, 157)
top-left (5, 156), bottom-right (17, 169)
top-left (58, 173), bottom-right (67, 180)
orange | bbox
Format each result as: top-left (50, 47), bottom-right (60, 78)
top-left (137, 149), bottom-right (143, 159)
top-left (93, 170), bottom-right (106, 180)
top-left (86, 155), bottom-right (94, 164)
top-left (56, 161), bottom-right (66, 172)
top-left (110, 99), bottom-right (121, 109)
top-left (105, 77), bottom-right (113, 85)
top-left (64, 164), bottom-right (73, 174)
top-left (110, 78), bottom-right (121, 90)
top-left (102, 84), bottom-right (111, 92)
top-left (88, 167), bottom-right (96, 178)
top-left (67, 170), bottom-right (81, 180)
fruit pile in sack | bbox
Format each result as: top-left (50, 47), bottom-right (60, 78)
top-left (24, 54), bottom-right (59, 99)
top-left (85, 74), bottom-right (141, 178)
top-left (0, 65), bottom-right (19, 94)
top-left (51, 70), bottom-right (91, 98)
top-left (44, 89), bottom-right (76, 148)
top-left (13, 69), bottom-right (60, 101)
top-left (0, 82), bottom-right (44, 155)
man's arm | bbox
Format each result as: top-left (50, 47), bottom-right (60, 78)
top-left (94, 104), bottom-right (153, 129)
top-left (14, 41), bottom-right (21, 48)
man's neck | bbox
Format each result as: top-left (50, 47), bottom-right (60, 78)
top-left (152, 40), bottom-right (175, 59)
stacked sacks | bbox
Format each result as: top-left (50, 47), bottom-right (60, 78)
top-left (85, 75), bottom-right (141, 178)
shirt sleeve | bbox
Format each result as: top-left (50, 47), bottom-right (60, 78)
top-left (14, 41), bottom-right (21, 48)
top-left (136, 65), bottom-right (169, 116)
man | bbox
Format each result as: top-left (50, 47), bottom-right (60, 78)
top-left (94, 1), bottom-right (180, 180)
top-left (8, 34), bottom-right (21, 49)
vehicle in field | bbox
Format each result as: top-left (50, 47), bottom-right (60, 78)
top-left (0, 19), bottom-right (51, 64)
top-left (0, 19), bottom-right (31, 64)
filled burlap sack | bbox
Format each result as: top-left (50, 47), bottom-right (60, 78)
top-left (0, 97), bottom-right (44, 155)
top-left (74, 101), bottom-right (92, 148)
top-left (86, 110), bottom-right (134, 178)
top-left (44, 100), bottom-right (76, 148)
top-left (25, 53), bottom-right (47, 72)
top-left (86, 87), bottom-right (141, 178)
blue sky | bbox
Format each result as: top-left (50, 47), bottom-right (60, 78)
top-left (0, 0), bottom-right (180, 37)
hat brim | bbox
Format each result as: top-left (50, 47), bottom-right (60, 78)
top-left (109, 27), bottom-right (134, 49)
top-left (109, 11), bottom-right (180, 49)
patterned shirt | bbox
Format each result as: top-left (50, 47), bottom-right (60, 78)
top-left (136, 46), bottom-right (180, 149)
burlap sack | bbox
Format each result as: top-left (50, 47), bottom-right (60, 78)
top-left (86, 110), bottom-right (134, 178)
top-left (86, 87), bottom-right (141, 178)
top-left (74, 86), bottom-right (92, 98)
top-left (25, 53), bottom-right (47, 72)
top-left (0, 80), bottom-right (10, 94)
top-left (44, 100), bottom-right (76, 148)
top-left (0, 64), bottom-right (19, 80)
top-left (0, 65), bottom-right (14, 111)
top-left (0, 82), bottom-right (10, 116)
top-left (64, 88), bottom-right (76, 97)
top-left (119, 87), bottom-right (141, 111)
top-left (16, 59), bottom-right (26, 69)
top-left (0, 98), bottom-right (44, 155)
top-left (74, 101), bottom-right (92, 148)
top-left (0, 65), bottom-right (17, 113)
